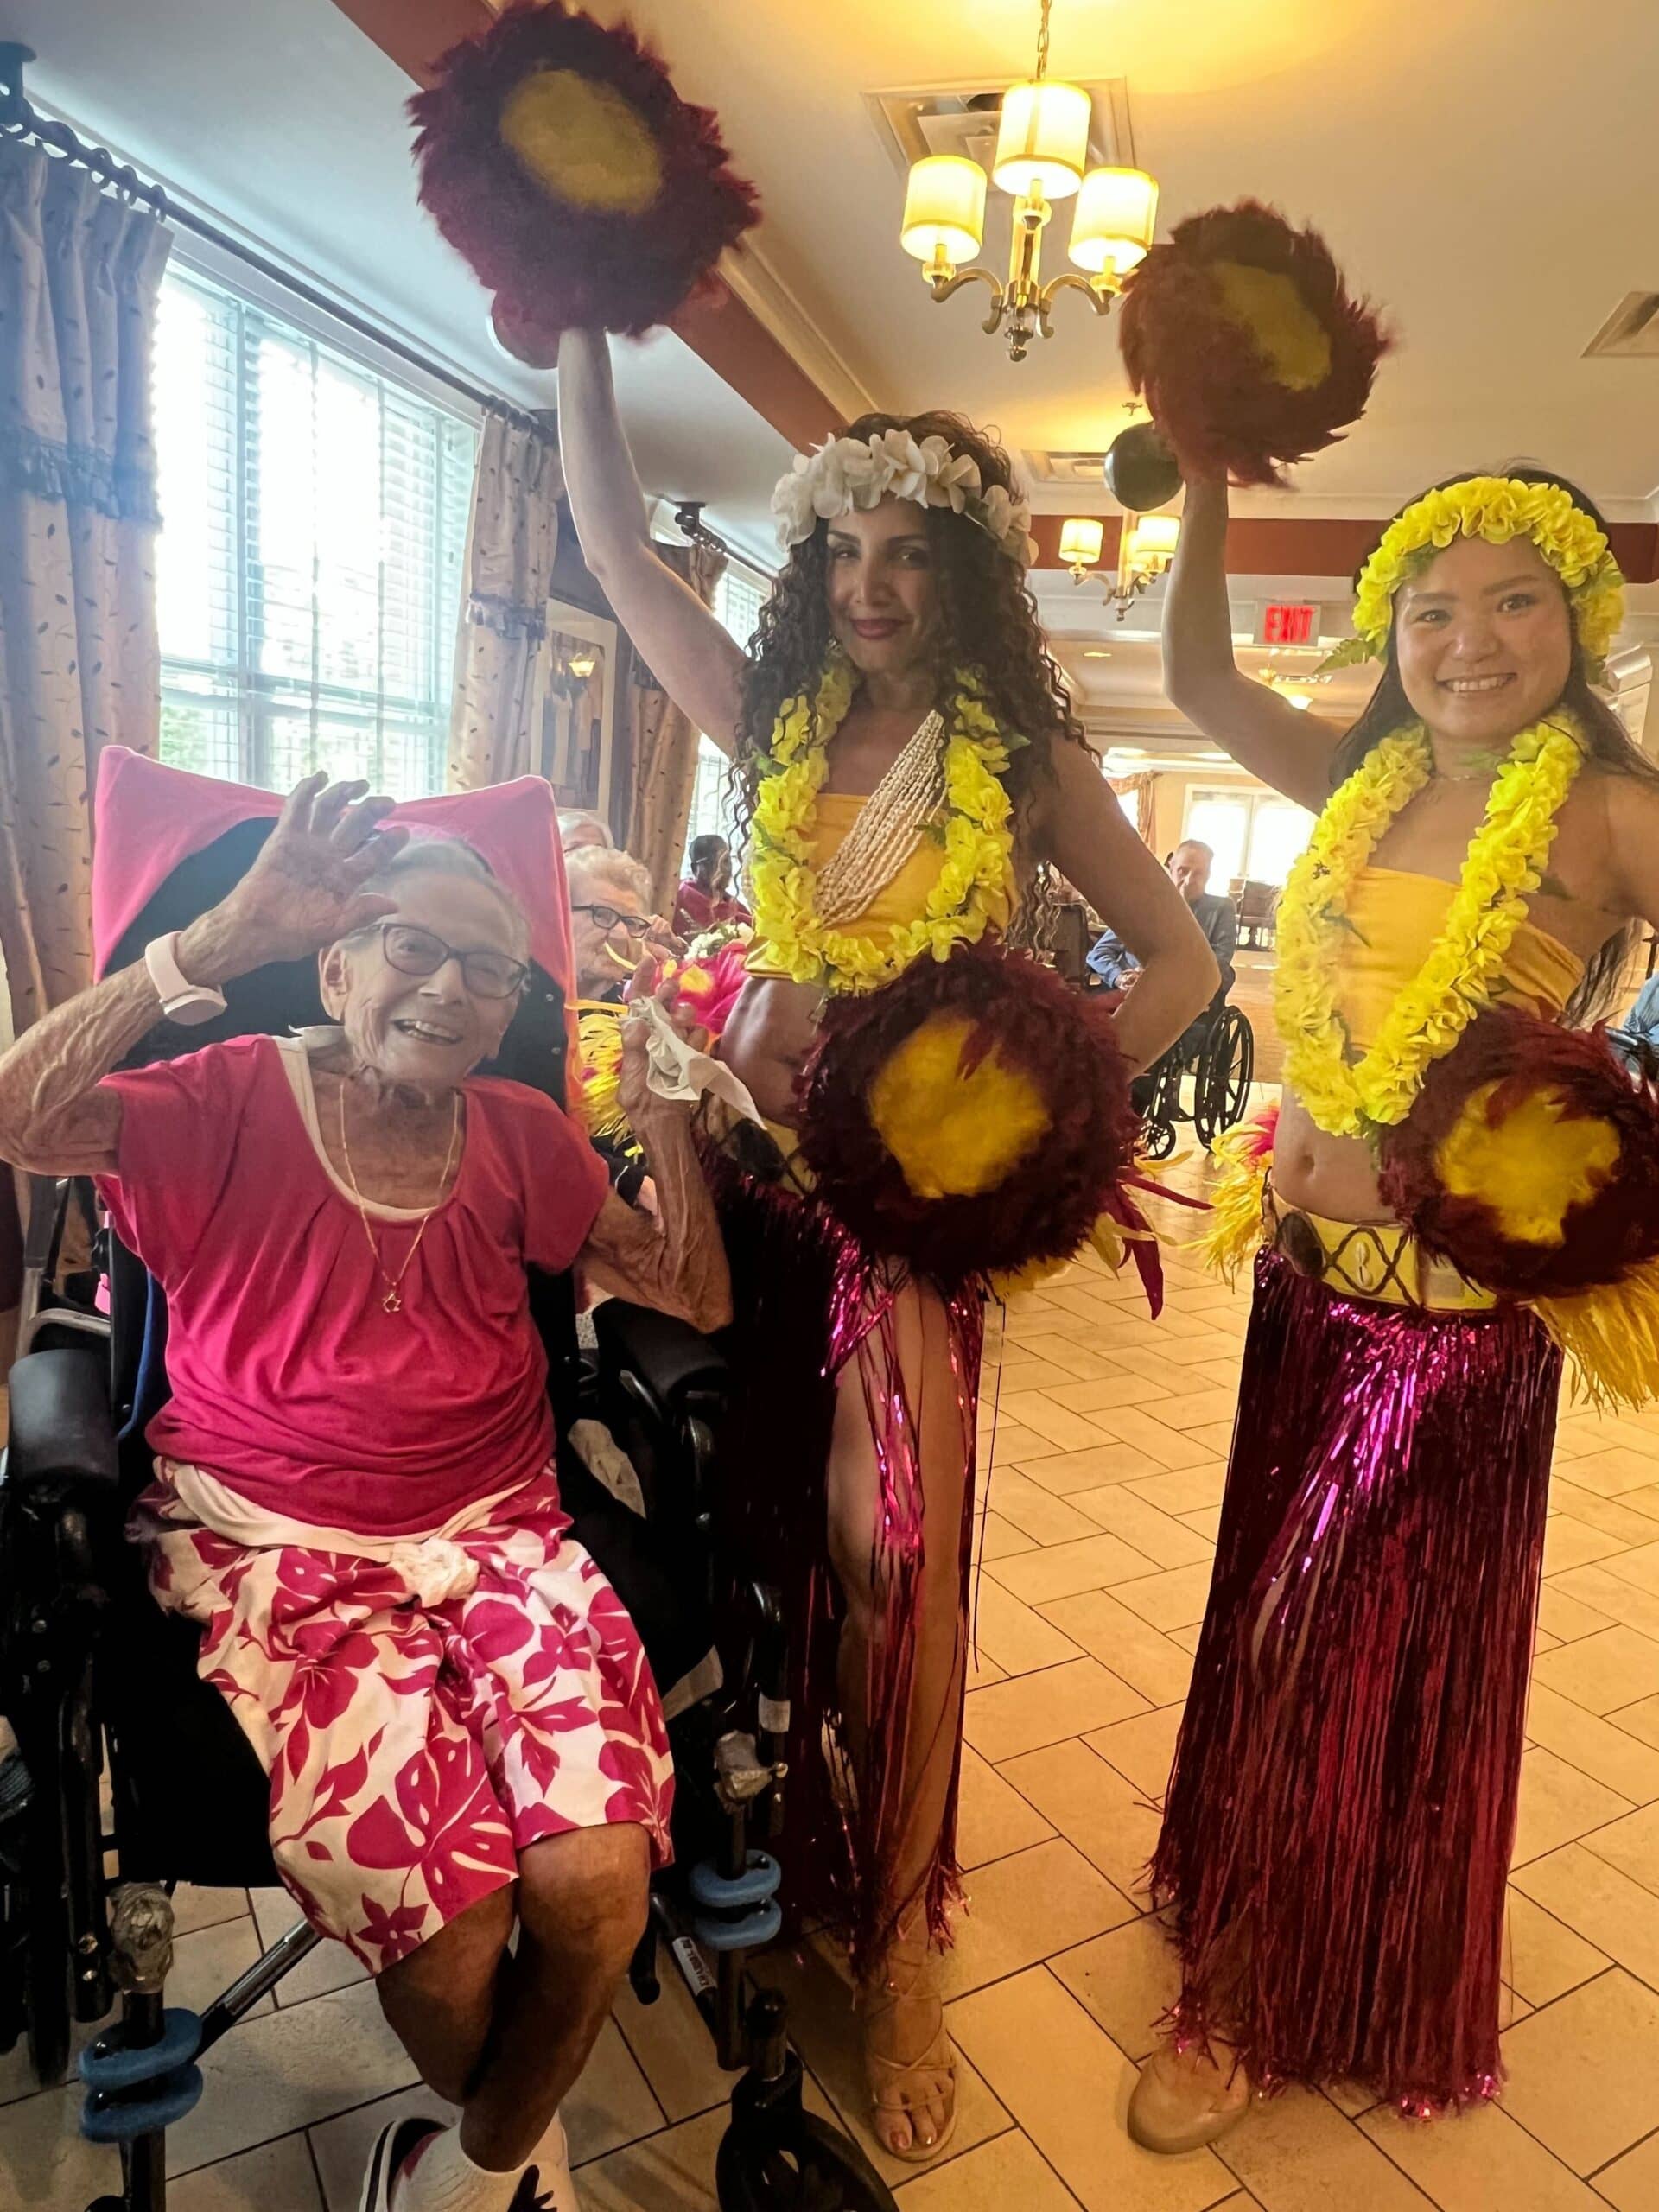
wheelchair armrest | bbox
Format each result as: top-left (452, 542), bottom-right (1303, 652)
top-left (591, 1300), bottom-right (728, 1426)
top-left (4, 1348), bottom-right (120, 1500)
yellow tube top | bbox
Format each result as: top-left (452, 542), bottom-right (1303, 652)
top-left (746, 792), bottom-right (1007, 981)
top-left (1332, 866), bottom-right (1584, 1052)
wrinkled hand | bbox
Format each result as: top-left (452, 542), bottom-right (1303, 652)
top-left (618, 957), bottom-right (709, 1127)
top-left (217, 775), bottom-right (408, 965)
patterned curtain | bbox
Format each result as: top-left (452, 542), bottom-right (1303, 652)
top-left (446, 410), bottom-right (563, 791)
top-left (0, 144), bottom-right (171, 1032)
top-left (1109, 770), bottom-right (1160, 847)
top-left (625, 541), bottom-right (726, 907)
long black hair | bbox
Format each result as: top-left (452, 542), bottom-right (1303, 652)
top-left (1329, 467), bottom-right (1657, 1021)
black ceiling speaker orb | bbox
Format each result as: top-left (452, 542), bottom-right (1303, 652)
top-left (1103, 421), bottom-right (1183, 513)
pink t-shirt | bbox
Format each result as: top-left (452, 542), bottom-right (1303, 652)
top-left (94, 1036), bottom-right (609, 1537)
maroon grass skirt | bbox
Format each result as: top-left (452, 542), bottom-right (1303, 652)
top-left (1151, 1248), bottom-right (1559, 2113)
top-left (707, 1147), bottom-right (982, 1978)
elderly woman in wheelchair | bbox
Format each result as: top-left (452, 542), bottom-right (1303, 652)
top-left (0, 774), bottom-right (731, 2212)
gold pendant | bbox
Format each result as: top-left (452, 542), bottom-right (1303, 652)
top-left (382, 1287), bottom-right (403, 1314)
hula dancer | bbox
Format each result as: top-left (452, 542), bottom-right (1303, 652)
top-left (559, 331), bottom-right (1218, 2159)
top-left (1135, 463), bottom-right (1659, 2147)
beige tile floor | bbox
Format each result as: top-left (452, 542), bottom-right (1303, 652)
top-left (12, 1224), bottom-right (1659, 2209)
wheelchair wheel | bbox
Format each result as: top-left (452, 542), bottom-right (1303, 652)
top-left (716, 2109), bottom-right (893, 2212)
top-left (1140, 1115), bottom-right (1178, 1163)
top-left (21, 1773), bottom-right (73, 2086)
top-left (1193, 1006), bottom-right (1255, 1150)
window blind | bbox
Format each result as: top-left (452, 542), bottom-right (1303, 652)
top-left (154, 264), bottom-right (478, 798)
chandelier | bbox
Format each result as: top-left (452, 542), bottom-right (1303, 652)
top-left (898, 0), bottom-right (1158, 362)
top-left (1060, 512), bottom-right (1180, 620)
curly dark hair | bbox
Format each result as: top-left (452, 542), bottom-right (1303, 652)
top-left (730, 412), bottom-right (1086, 932)
top-left (1331, 465), bottom-right (1659, 1022)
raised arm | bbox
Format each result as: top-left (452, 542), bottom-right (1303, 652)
top-left (1033, 745), bottom-right (1218, 1073)
top-left (557, 329), bottom-right (747, 755)
top-left (1161, 476), bottom-right (1341, 810)
top-left (0, 777), bottom-right (403, 1176)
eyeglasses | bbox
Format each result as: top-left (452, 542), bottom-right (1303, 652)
top-left (369, 922), bottom-right (529, 1001)
top-left (572, 903), bottom-right (652, 938)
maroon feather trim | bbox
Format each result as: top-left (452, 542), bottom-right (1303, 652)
top-left (1119, 200), bottom-right (1391, 489)
top-left (796, 942), bottom-right (1138, 1287)
top-left (1377, 1005), bottom-right (1659, 1298)
top-left (409, 0), bottom-right (760, 344)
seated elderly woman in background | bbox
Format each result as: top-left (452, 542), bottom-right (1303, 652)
top-left (0, 776), bottom-right (730, 2212)
top-left (557, 806), bottom-right (614, 855)
top-left (566, 842), bottom-right (680, 1004)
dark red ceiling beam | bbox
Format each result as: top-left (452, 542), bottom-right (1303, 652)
top-left (1030, 513), bottom-right (1658, 582)
top-left (329, 0), bottom-right (843, 448)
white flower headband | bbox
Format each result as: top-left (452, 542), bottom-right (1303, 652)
top-left (771, 429), bottom-right (1037, 568)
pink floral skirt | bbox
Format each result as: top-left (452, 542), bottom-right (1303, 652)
top-left (132, 1470), bottom-right (675, 1974)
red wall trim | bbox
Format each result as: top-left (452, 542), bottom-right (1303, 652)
top-left (1032, 513), bottom-right (1659, 582)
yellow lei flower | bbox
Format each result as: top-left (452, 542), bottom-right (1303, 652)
top-left (1335, 476), bottom-right (1625, 677)
top-left (748, 658), bottom-right (1017, 994)
top-left (1274, 715), bottom-right (1584, 1142)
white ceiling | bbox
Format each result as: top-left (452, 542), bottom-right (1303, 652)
top-left (622, 0), bottom-right (1659, 518)
top-left (16, 0), bottom-right (1659, 727)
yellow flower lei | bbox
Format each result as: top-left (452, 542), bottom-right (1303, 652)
top-left (748, 656), bottom-right (1017, 993)
top-left (1274, 715), bottom-right (1584, 1141)
top-left (1325, 476), bottom-right (1625, 678)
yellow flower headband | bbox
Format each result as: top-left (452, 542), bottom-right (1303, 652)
top-left (1325, 475), bottom-right (1625, 677)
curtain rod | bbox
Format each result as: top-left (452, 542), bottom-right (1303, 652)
top-left (0, 42), bottom-right (548, 439)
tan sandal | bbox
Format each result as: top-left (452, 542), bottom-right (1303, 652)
top-left (860, 1927), bottom-right (958, 2164)
top-left (1128, 2036), bottom-right (1252, 2155)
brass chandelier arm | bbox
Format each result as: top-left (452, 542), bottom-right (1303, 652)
top-left (925, 262), bottom-right (1006, 332)
top-left (1035, 270), bottom-right (1116, 343)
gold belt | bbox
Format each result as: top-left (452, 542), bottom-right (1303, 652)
top-left (1265, 1192), bottom-right (1497, 1313)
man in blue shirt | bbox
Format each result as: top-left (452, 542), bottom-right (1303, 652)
top-left (1088, 838), bottom-right (1238, 1000)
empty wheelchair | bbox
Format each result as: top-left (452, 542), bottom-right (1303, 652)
top-left (1137, 997), bottom-right (1255, 1160)
top-left (0, 761), bottom-right (893, 2212)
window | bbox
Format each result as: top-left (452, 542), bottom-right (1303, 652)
top-left (684, 562), bottom-right (770, 852)
top-left (153, 263), bottom-right (478, 798)
top-left (1182, 786), bottom-right (1314, 892)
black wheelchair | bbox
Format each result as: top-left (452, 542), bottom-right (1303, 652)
top-left (1137, 995), bottom-right (1255, 1160)
top-left (0, 818), bottom-right (893, 2212)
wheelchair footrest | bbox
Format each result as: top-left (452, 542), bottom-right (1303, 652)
top-left (79, 2007), bottom-right (202, 2093)
top-left (79, 2009), bottom-right (206, 2141)
top-left (689, 1852), bottom-right (781, 1913)
top-left (82, 2063), bottom-right (204, 2143)
top-left (692, 1899), bottom-right (783, 1954)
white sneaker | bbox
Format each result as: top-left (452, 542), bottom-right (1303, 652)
top-left (359, 2113), bottom-right (442, 2212)
top-left (508, 2116), bottom-right (578, 2210)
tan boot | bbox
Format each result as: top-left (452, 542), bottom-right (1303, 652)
top-left (1128, 2037), bottom-right (1252, 2155)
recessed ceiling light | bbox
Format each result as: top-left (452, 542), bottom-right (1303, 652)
top-left (1082, 649), bottom-right (1112, 659)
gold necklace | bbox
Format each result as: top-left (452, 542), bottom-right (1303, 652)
top-left (336, 1080), bottom-right (461, 1315)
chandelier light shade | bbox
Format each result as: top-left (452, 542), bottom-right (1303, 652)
top-left (992, 78), bottom-right (1092, 200)
top-left (1058, 517), bottom-right (1105, 574)
top-left (1130, 512), bottom-right (1180, 567)
top-left (1069, 166), bottom-right (1159, 276)
top-left (895, 0), bottom-right (1160, 360)
top-left (900, 155), bottom-right (988, 265)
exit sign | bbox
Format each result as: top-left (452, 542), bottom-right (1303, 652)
top-left (1260, 601), bottom-right (1317, 647)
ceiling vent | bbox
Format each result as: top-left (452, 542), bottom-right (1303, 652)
top-left (1583, 293), bottom-right (1659, 359)
top-left (1027, 450), bottom-right (1115, 485)
top-left (865, 79), bottom-right (1137, 183)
